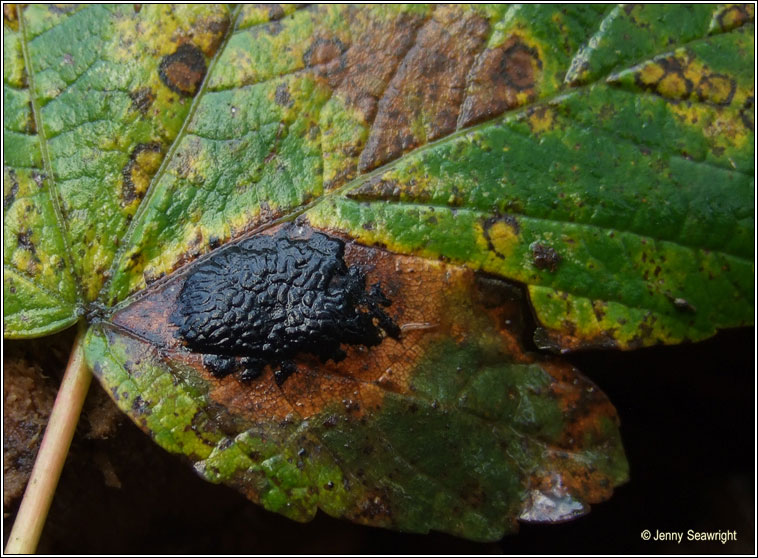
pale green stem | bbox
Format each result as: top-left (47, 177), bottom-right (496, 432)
top-left (5, 328), bottom-right (92, 554)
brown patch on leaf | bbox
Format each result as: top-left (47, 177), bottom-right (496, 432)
top-left (297, 9), bottom-right (429, 191)
top-left (274, 82), bottom-right (292, 107)
top-left (120, 142), bottom-right (163, 208)
top-left (739, 95), bottom-right (754, 131)
top-left (129, 87), bottom-right (156, 114)
top-left (4, 168), bottom-right (20, 210)
top-left (15, 227), bottom-right (37, 258)
top-left (159, 43), bottom-right (207, 97)
top-left (459, 38), bottom-right (543, 128)
top-left (534, 325), bottom-right (621, 354)
top-left (304, 37), bottom-right (348, 73)
top-left (695, 73), bottom-right (736, 106)
top-left (347, 177), bottom-right (404, 202)
top-left (323, 10), bottom-right (427, 123)
top-left (531, 243), bottom-right (562, 272)
top-left (358, 6), bottom-right (490, 172)
top-left (532, 361), bottom-right (623, 506)
top-left (713, 4), bottom-right (754, 32)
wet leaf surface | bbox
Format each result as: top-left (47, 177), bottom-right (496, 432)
top-left (3, 3), bottom-right (754, 541)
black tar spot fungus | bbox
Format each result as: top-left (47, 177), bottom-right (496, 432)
top-left (159, 43), bottom-right (207, 97)
top-left (171, 225), bottom-right (400, 385)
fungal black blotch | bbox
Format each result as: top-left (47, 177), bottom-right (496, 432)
top-left (171, 226), bottom-right (400, 384)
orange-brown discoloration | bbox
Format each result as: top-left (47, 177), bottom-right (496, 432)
top-left (358, 6), bottom-right (490, 172)
top-left (528, 362), bottom-right (621, 505)
top-left (300, 10), bottom-right (429, 190)
top-left (459, 37), bottom-right (543, 128)
top-left (323, 11), bottom-right (428, 123)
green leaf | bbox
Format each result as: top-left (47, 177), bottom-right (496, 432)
top-left (4, 3), bottom-right (753, 541)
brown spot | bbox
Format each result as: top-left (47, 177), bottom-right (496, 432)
top-left (695, 73), bottom-right (736, 106)
top-left (274, 83), bottom-right (292, 107)
top-left (133, 3), bottom-right (141, 13)
top-left (158, 44), bottom-right (207, 97)
top-left (284, 9), bottom-right (427, 191)
top-left (208, 235), bottom-right (222, 250)
top-left (129, 87), bottom-right (156, 114)
top-left (304, 37), bottom-right (347, 73)
top-left (16, 228), bottom-right (36, 256)
top-left (4, 168), bottom-right (19, 210)
top-left (267, 4), bottom-right (284, 20)
top-left (739, 96), bottom-right (754, 131)
top-left (357, 493), bottom-right (392, 521)
top-left (31, 171), bottom-right (45, 188)
top-left (347, 177), bottom-right (403, 201)
top-left (592, 301), bottom-right (606, 322)
top-left (458, 38), bottom-right (542, 128)
top-left (121, 142), bottom-right (162, 207)
top-left (531, 243), bottom-right (562, 272)
top-left (500, 42), bottom-right (541, 90)
top-left (359, 7), bottom-right (490, 172)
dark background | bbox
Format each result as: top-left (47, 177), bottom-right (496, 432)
top-left (3, 326), bottom-right (754, 554)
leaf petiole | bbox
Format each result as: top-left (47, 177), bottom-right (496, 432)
top-left (5, 326), bottom-right (91, 554)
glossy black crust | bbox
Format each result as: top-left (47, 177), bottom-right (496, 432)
top-left (170, 226), bottom-right (399, 384)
